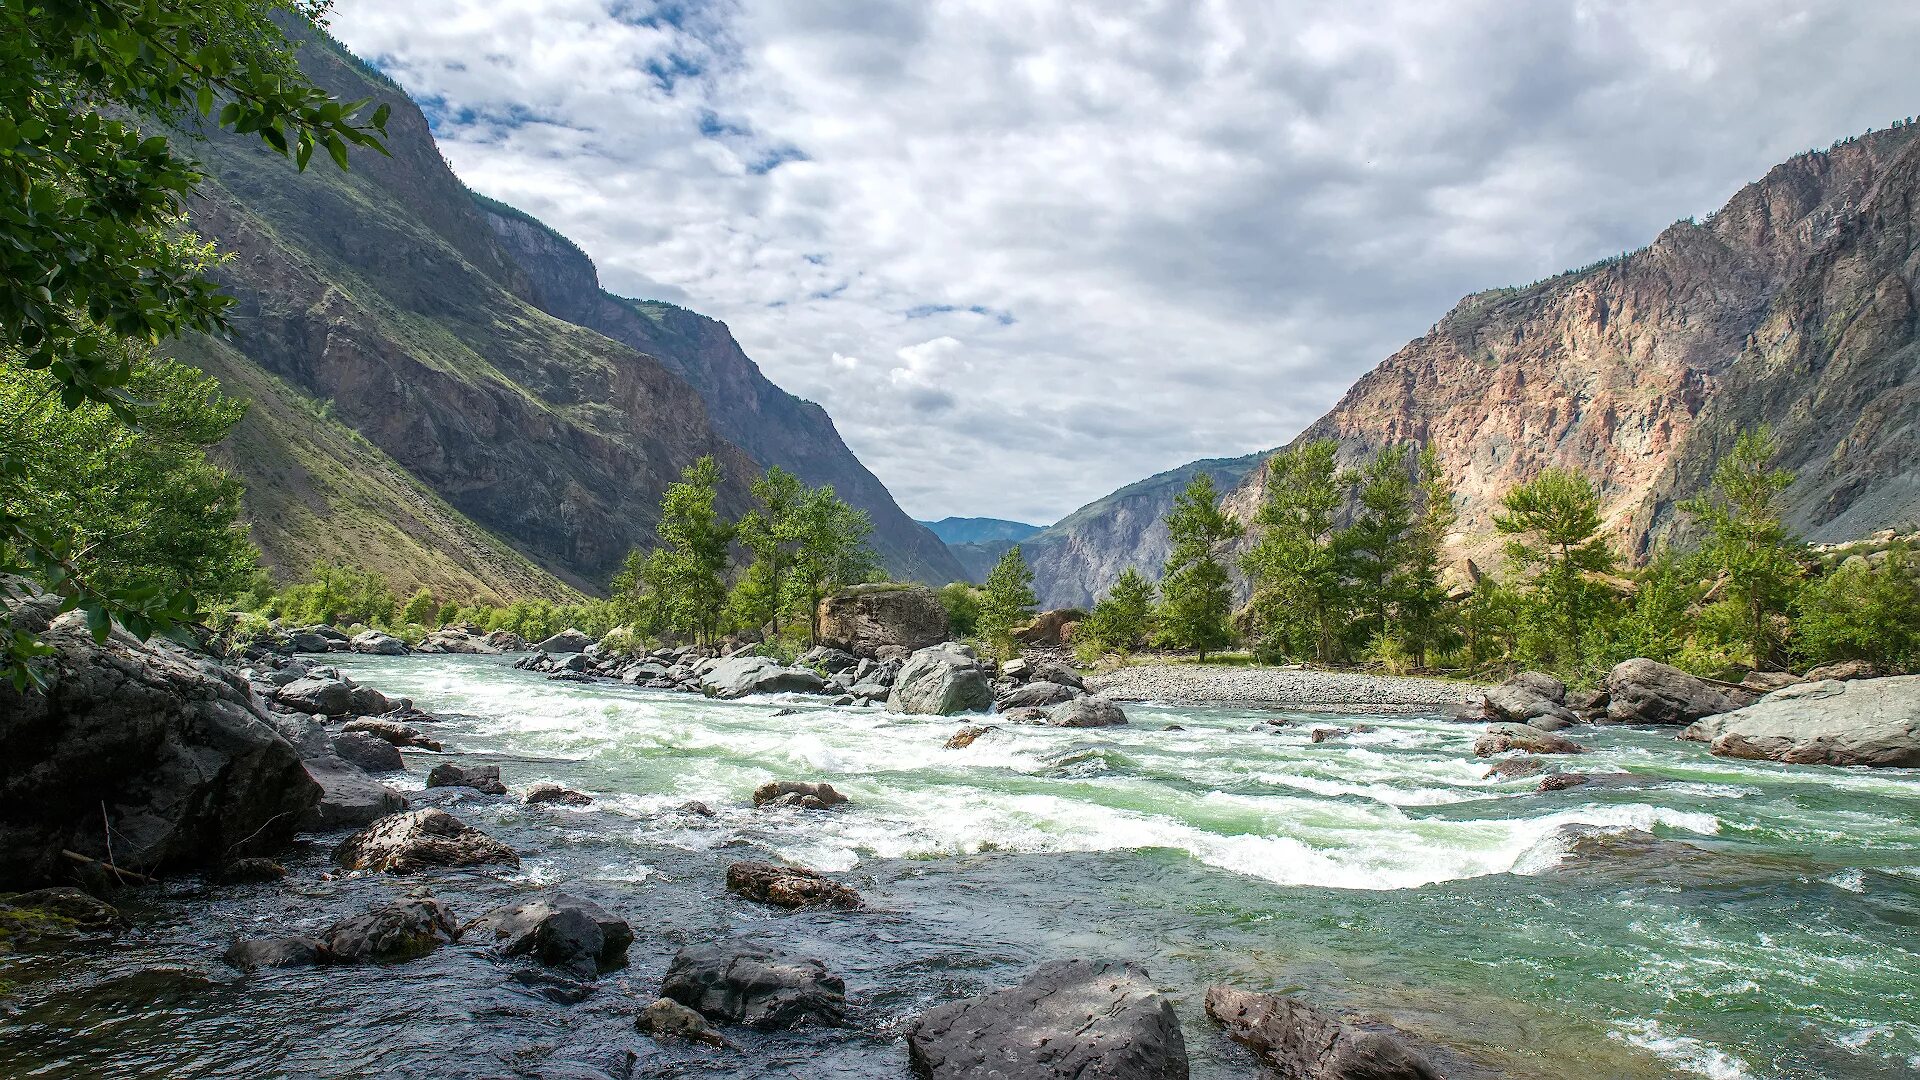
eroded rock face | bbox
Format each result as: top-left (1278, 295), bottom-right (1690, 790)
top-left (659, 941), bottom-right (846, 1029)
top-left (1605, 659), bottom-right (1756, 725)
top-left (0, 611), bottom-right (318, 886)
top-left (817, 584), bottom-right (949, 657)
top-left (1681, 676), bottom-right (1920, 767)
top-left (725, 862), bottom-right (861, 909)
top-left (333, 809), bottom-right (518, 874)
top-left (889, 644), bottom-right (994, 716)
top-left (464, 894), bottom-right (632, 978)
top-left (907, 959), bottom-right (1187, 1080)
top-left (1203, 985), bottom-right (1446, 1080)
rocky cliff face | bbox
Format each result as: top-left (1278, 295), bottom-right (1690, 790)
top-left (176, 24), bottom-right (952, 594)
top-left (1031, 125), bottom-right (1920, 606)
top-left (479, 209), bottom-right (965, 585)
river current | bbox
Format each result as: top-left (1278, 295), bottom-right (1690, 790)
top-left (2, 653), bottom-right (1916, 1078)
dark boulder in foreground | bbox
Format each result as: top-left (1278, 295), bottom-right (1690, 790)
top-left (331, 730), bottom-right (404, 773)
top-left (1206, 984), bottom-right (1463, 1079)
top-left (907, 958), bottom-right (1187, 1079)
top-left (660, 940), bottom-right (846, 1029)
top-left (300, 755), bottom-right (409, 830)
top-left (333, 809), bottom-right (519, 874)
top-left (325, 895), bottom-right (461, 963)
top-left (726, 861), bottom-right (862, 909)
top-left (465, 894), bottom-right (633, 978)
top-left (0, 887), bottom-right (124, 946)
top-left (0, 607), bottom-right (317, 886)
top-left (1604, 658), bottom-right (1755, 725)
top-left (1681, 675), bottom-right (1920, 767)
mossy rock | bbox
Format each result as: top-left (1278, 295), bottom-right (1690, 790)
top-left (0, 888), bottom-right (123, 952)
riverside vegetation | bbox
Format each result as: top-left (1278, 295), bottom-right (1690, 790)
top-left (4, 4), bottom-right (1919, 1080)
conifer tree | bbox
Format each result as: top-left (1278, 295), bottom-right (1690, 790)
top-left (1243, 441), bottom-right (1345, 662)
top-left (1680, 428), bottom-right (1802, 668)
top-left (1494, 467), bottom-right (1612, 667)
top-left (1158, 472), bottom-right (1243, 661)
top-left (1083, 567), bottom-right (1157, 654)
top-left (977, 546), bottom-right (1038, 652)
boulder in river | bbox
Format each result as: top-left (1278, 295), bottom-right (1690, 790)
top-left (1482, 756), bottom-right (1545, 780)
top-left (751, 781), bottom-right (849, 810)
top-left (945, 724), bottom-right (997, 749)
top-left (342, 717), bottom-right (442, 752)
top-left (0, 887), bottom-right (124, 946)
top-left (659, 940), bottom-right (846, 1029)
top-left (1474, 723), bottom-right (1584, 756)
top-left (349, 630), bottom-right (409, 656)
top-left (1204, 984), bottom-right (1448, 1080)
top-left (1680, 675), bottom-right (1920, 767)
top-left (333, 808), bottom-right (519, 874)
top-left (1048, 695), bottom-right (1129, 728)
top-left (427, 762), bottom-right (508, 795)
top-left (465, 894), bottom-right (633, 978)
top-left (997, 679), bottom-right (1083, 709)
top-left (0, 608), bottom-right (318, 886)
top-left (816, 583), bottom-right (950, 658)
top-left (798, 646), bottom-right (859, 674)
top-left (907, 958), bottom-right (1187, 1080)
top-left (524, 782), bottom-right (594, 806)
top-left (725, 861), bottom-right (862, 909)
top-left (300, 755), bottom-right (409, 830)
top-left (700, 654), bottom-right (828, 699)
top-left (276, 676), bottom-right (356, 716)
top-left (325, 895), bottom-right (461, 963)
top-left (636, 997), bottom-right (726, 1047)
top-left (225, 935), bottom-right (335, 970)
top-left (538, 628), bottom-right (593, 654)
top-left (888, 643), bottom-right (995, 715)
top-left (1480, 672), bottom-right (1576, 729)
top-left (331, 730), bottom-right (404, 773)
top-left (1604, 658), bottom-right (1756, 725)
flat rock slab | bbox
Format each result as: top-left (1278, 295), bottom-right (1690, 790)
top-left (1681, 675), bottom-right (1920, 767)
top-left (907, 958), bottom-right (1187, 1079)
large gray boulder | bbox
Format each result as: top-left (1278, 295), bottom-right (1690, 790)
top-left (276, 676), bottom-right (355, 717)
top-left (538, 628), bottom-right (593, 654)
top-left (464, 893), bottom-right (633, 978)
top-left (1474, 723), bottom-right (1584, 756)
top-left (1681, 676), bottom-right (1920, 767)
top-left (299, 756), bottom-right (409, 830)
top-left (1047, 695), bottom-right (1128, 728)
top-left (1204, 985), bottom-right (1451, 1080)
top-left (349, 630), bottom-right (409, 656)
top-left (660, 940), bottom-right (846, 1029)
top-left (331, 731), bottom-right (404, 773)
top-left (816, 584), bottom-right (950, 657)
top-left (325, 895), bottom-right (460, 963)
top-left (889, 644), bottom-right (994, 715)
top-left (997, 680), bottom-right (1084, 710)
top-left (1481, 672), bottom-right (1576, 729)
top-left (414, 628), bottom-right (500, 654)
top-left (0, 609), bottom-right (318, 886)
top-left (333, 808), bottom-right (518, 874)
top-left (907, 959), bottom-right (1187, 1079)
top-left (700, 654), bottom-right (827, 699)
top-left (1605, 658), bottom-right (1756, 725)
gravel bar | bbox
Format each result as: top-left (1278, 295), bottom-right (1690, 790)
top-left (1087, 663), bottom-right (1485, 711)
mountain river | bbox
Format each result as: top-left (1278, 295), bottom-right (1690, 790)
top-left (1, 653), bottom-right (1915, 1078)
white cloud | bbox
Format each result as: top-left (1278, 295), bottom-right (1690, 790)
top-left (327, 0), bottom-right (1920, 523)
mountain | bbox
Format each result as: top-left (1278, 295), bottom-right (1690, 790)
top-left (919, 518), bottom-right (1045, 546)
top-left (1021, 450), bottom-right (1271, 607)
top-left (174, 22), bottom-right (960, 595)
top-left (1029, 123), bottom-right (1920, 606)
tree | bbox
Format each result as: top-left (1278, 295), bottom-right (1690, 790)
top-left (1344, 444), bottom-right (1416, 645)
top-left (1158, 472), bottom-right (1243, 660)
top-left (733, 466), bottom-right (806, 635)
top-left (1493, 467), bottom-right (1613, 667)
top-left (1397, 446), bottom-right (1460, 668)
top-left (939, 582), bottom-right (982, 638)
top-left (0, 355), bottom-right (256, 607)
top-left (400, 587), bottom-right (438, 627)
top-left (646, 455), bottom-right (733, 646)
top-left (789, 486), bottom-right (877, 644)
top-left (0, 0), bottom-right (390, 683)
top-left (1680, 428), bottom-right (1803, 668)
top-left (1242, 442), bottom-right (1345, 662)
top-left (976, 546), bottom-right (1038, 651)
top-left (1792, 543), bottom-right (1920, 673)
top-left (1082, 567), bottom-right (1156, 654)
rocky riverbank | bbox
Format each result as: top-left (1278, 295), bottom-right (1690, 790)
top-left (1089, 662), bottom-right (1484, 711)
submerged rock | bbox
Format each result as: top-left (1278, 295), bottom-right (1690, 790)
top-left (1204, 984), bottom-right (1449, 1080)
top-left (465, 894), bottom-right (632, 978)
top-left (636, 997), bottom-right (725, 1047)
top-left (325, 895), bottom-right (460, 963)
top-left (1604, 658), bottom-right (1755, 725)
top-left (225, 935), bottom-right (335, 970)
top-left (333, 809), bottom-right (519, 874)
top-left (945, 724), bottom-right (997, 749)
top-left (427, 762), bottom-right (508, 795)
top-left (1473, 723), bottom-right (1585, 756)
top-left (660, 940), bottom-right (846, 1029)
top-left (725, 861), bottom-right (862, 909)
top-left (0, 887), bottom-right (124, 947)
top-left (216, 857), bottom-right (287, 883)
top-left (1483, 756), bottom-right (1545, 780)
top-left (907, 958), bottom-right (1186, 1079)
top-left (751, 781), bottom-right (849, 810)
top-left (0, 610), bottom-right (317, 885)
top-left (889, 644), bottom-right (995, 715)
top-left (1680, 675), bottom-right (1920, 767)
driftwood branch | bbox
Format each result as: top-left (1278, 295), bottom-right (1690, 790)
top-left (61, 848), bottom-right (155, 885)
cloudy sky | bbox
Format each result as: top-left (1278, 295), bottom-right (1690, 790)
top-left (329, 0), bottom-right (1920, 525)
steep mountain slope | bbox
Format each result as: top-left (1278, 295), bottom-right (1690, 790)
top-left (1033, 124), bottom-right (1920, 606)
top-left (919, 518), bottom-right (1045, 545)
top-left (1022, 451), bottom-right (1270, 607)
top-left (175, 23), bottom-right (950, 594)
top-left (480, 205), bottom-right (965, 585)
